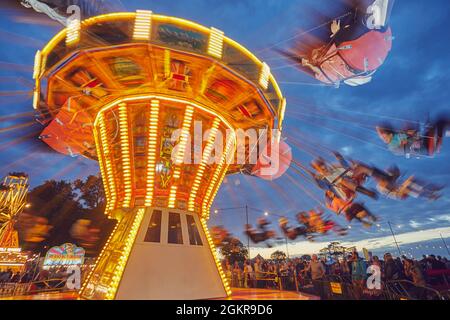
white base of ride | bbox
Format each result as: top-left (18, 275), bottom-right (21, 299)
top-left (115, 208), bottom-right (227, 300)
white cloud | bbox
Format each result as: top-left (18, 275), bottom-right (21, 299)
top-left (340, 146), bottom-right (353, 156)
top-left (409, 220), bottom-right (422, 229)
top-left (435, 214), bottom-right (450, 223)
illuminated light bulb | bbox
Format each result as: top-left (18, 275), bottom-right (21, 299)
top-left (207, 27), bottom-right (224, 58)
top-left (33, 50), bottom-right (41, 79)
top-left (133, 10), bottom-right (152, 40)
top-left (32, 89), bottom-right (39, 110)
top-left (106, 208), bottom-right (145, 300)
top-left (145, 101), bottom-right (160, 206)
top-left (202, 134), bottom-right (235, 216)
top-left (200, 218), bottom-right (231, 296)
top-left (278, 98), bottom-right (287, 129)
top-left (66, 18), bottom-right (80, 46)
top-left (98, 114), bottom-right (117, 210)
top-left (80, 220), bottom-right (119, 295)
top-left (258, 62), bottom-right (270, 90)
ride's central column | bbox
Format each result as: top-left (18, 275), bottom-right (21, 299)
top-left (79, 96), bottom-right (236, 299)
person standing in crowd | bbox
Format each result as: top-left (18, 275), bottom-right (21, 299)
top-left (254, 258), bottom-right (263, 288)
top-left (428, 255), bottom-right (446, 270)
top-left (295, 258), bottom-right (305, 275)
top-left (331, 261), bottom-right (341, 275)
top-left (339, 257), bottom-right (351, 277)
top-left (10, 272), bottom-right (21, 283)
top-left (232, 261), bottom-right (242, 288)
top-left (350, 251), bottom-right (367, 299)
top-left (267, 263), bottom-right (277, 289)
top-left (419, 255), bottom-right (429, 270)
top-left (295, 258), bottom-right (307, 287)
top-left (443, 257), bottom-right (450, 269)
top-left (372, 256), bottom-right (382, 268)
top-left (224, 259), bottom-right (232, 287)
top-left (243, 260), bottom-right (254, 288)
top-left (0, 268), bottom-right (12, 283)
top-left (404, 258), bottom-right (427, 299)
top-left (395, 257), bottom-right (406, 278)
top-left (404, 258), bottom-right (426, 286)
top-left (365, 255), bottom-right (384, 299)
top-left (305, 254), bottom-right (326, 299)
top-left (384, 253), bottom-right (403, 281)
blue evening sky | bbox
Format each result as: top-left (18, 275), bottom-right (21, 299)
top-left (0, 0), bottom-right (449, 257)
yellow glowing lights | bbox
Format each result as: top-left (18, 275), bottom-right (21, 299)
top-left (33, 50), bottom-right (41, 80)
top-left (98, 114), bottom-right (117, 211)
top-left (79, 219), bottom-right (119, 295)
top-left (145, 100), bottom-right (160, 207)
top-left (201, 218), bottom-right (231, 296)
top-left (94, 95), bottom-right (234, 137)
top-left (278, 98), bottom-right (287, 131)
top-left (66, 18), bottom-right (80, 46)
top-left (119, 105), bottom-right (132, 208)
top-left (168, 105), bottom-right (194, 208)
top-left (38, 12), bottom-right (284, 110)
top-left (32, 50), bottom-right (42, 110)
top-left (164, 50), bottom-right (171, 78)
top-left (133, 10), bottom-right (152, 40)
top-left (202, 133), bottom-right (235, 216)
top-left (167, 186), bottom-right (178, 209)
top-left (175, 106), bottom-right (194, 165)
top-left (91, 95), bottom-right (235, 213)
top-left (259, 62), bottom-right (271, 90)
top-left (205, 134), bottom-right (236, 220)
top-left (93, 126), bottom-right (112, 215)
top-left (188, 118), bottom-right (221, 212)
top-left (105, 208), bottom-right (145, 300)
top-left (32, 89), bottom-right (39, 110)
top-left (208, 27), bottom-right (224, 59)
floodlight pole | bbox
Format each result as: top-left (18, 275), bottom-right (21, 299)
top-left (245, 204), bottom-right (250, 259)
top-left (440, 233), bottom-right (450, 256)
top-left (388, 221), bottom-right (401, 256)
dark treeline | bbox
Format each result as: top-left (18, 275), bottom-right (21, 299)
top-left (16, 175), bottom-right (116, 256)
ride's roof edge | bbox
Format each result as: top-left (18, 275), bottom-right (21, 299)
top-left (36, 11), bottom-right (285, 129)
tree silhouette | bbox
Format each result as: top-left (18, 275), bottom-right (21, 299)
top-left (73, 174), bottom-right (105, 213)
top-left (270, 250), bottom-right (287, 261)
top-left (19, 178), bottom-right (114, 256)
top-left (220, 239), bottom-right (248, 265)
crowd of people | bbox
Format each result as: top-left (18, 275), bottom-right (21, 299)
top-left (0, 265), bottom-right (92, 296)
top-left (0, 266), bottom-right (76, 285)
top-left (222, 251), bottom-right (450, 300)
top-left (0, 269), bottom-right (31, 283)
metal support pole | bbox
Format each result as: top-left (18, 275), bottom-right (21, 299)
top-left (285, 236), bottom-right (290, 259)
top-left (388, 221), bottom-right (401, 256)
top-left (245, 204), bottom-right (250, 259)
top-left (440, 233), bottom-right (450, 256)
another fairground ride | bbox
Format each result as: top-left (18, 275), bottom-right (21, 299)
top-left (0, 173), bottom-right (29, 272)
